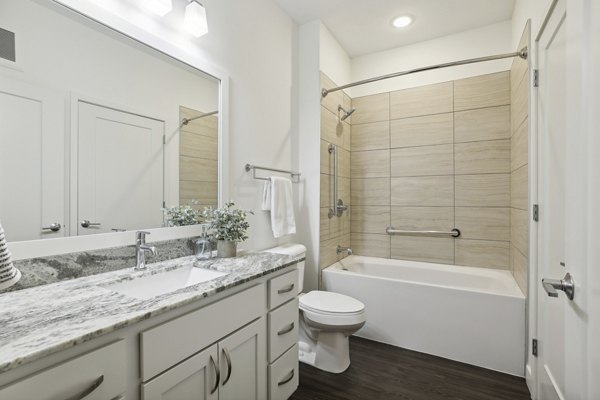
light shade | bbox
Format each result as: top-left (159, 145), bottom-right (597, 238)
top-left (392, 15), bottom-right (413, 28)
top-left (184, 1), bottom-right (208, 38)
top-left (144, 0), bottom-right (173, 17)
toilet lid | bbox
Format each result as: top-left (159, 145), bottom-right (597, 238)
top-left (299, 291), bottom-right (364, 314)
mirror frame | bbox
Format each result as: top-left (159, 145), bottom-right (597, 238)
top-left (9, 0), bottom-right (229, 260)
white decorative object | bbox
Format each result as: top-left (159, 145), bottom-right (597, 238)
top-left (0, 221), bottom-right (21, 291)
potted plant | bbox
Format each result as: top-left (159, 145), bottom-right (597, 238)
top-left (201, 201), bottom-right (253, 258)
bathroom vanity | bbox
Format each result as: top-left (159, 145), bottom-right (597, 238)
top-left (0, 252), bottom-right (301, 400)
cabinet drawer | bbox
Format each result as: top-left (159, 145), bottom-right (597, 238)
top-left (268, 298), bottom-right (298, 363)
top-left (0, 341), bottom-right (126, 400)
top-left (268, 344), bottom-right (298, 400)
top-left (141, 284), bottom-right (266, 381)
top-left (268, 270), bottom-right (298, 310)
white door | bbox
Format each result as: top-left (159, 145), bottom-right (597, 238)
top-left (0, 77), bottom-right (65, 241)
top-left (77, 101), bottom-right (164, 235)
top-left (218, 317), bottom-right (267, 400)
top-left (536, 0), bottom-right (600, 398)
top-left (142, 344), bottom-right (219, 400)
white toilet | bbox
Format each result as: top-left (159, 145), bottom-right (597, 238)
top-left (266, 244), bottom-right (366, 374)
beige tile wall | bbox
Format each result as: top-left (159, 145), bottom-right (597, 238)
top-left (319, 60), bottom-right (530, 280)
top-left (319, 73), bottom-right (352, 281)
top-left (179, 106), bottom-right (219, 209)
top-left (510, 23), bottom-right (530, 295)
top-left (349, 71), bottom-right (513, 269)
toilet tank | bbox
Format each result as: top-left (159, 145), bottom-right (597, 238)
top-left (264, 244), bottom-right (306, 292)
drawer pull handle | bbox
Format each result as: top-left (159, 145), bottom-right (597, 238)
top-left (278, 369), bottom-right (295, 386)
top-left (222, 347), bottom-right (232, 385)
top-left (210, 354), bottom-right (220, 394)
top-left (278, 284), bottom-right (295, 294)
top-left (277, 322), bottom-right (295, 336)
top-left (64, 375), bottom-right (104, 400)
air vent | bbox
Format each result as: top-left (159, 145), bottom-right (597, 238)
top-left (0, 27), bottom-right (16, 63)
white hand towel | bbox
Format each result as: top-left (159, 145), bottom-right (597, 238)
top-left (262, 180), bottom-right (272, 211)
top-left (269, 177), bottom-right (296, 238)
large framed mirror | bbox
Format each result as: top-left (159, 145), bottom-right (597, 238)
top-left (0, 0), bottom-right (223, 244)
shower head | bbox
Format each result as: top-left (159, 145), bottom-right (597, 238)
top-left (338, 105), bottom-right (356, 121)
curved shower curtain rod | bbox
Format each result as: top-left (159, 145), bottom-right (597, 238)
top-left (321, 47), bottom-right (528, 98)
top-left (181, 110), bottom-right (219, 126)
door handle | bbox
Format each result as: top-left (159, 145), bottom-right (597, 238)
top-left (81, 220), bottom-right (101, 228)
top-left (42, 223), bottom-right (61, 232)
top-left (542, 272), bottom-right (575, 300)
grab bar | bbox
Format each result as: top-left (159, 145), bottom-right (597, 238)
top-left (386, 227), bottom-right (461, 238)
top-left (328, 144), bottom-right (347, 218)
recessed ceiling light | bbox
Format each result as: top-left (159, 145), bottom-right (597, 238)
top-left (392, 15), bottom-right (413, 28)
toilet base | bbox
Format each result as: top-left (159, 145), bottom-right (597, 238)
top-left (299, 320), bottom-right (352, 373)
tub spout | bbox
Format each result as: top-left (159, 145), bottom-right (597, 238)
top-left (336, 246), bottom-right (353, 256)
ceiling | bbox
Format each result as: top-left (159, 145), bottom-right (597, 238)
top-left (274, 0), bottom-right (515, 58)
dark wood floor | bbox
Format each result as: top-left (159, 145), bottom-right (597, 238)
top-left (291, 337), bottom-right (531, 400)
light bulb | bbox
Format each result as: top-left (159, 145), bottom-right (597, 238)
top-left (184, 1), bottom-right (209, 38)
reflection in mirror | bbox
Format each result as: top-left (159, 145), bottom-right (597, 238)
top-left (0, 0), bottom-right (220, 242)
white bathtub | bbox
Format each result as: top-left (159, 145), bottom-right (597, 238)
top-left (322, 256), bottom-right (525, 376)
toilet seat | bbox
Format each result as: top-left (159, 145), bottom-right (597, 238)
top-left (300, 291), bottom-right (366, 326)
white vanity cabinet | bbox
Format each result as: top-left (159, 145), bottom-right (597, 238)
top-left (0, 341), bottom-right (126, 400)
top-left (0, 264), bottom-right (301, 400)
top-left (267, 270), bottom-right (300, 400)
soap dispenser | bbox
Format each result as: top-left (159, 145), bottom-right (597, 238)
top-left (195, 225), bottom-right (213, 261)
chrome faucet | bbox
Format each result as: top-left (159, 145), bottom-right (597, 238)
top-left (336, 246), bottom-right (353, 256)
top-left (135, 231), bottom-right (157, 270)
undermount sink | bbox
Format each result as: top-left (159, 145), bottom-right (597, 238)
top-left (105, 266), bottom-right (229, 300)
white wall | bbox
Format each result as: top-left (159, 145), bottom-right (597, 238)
top-left (197, 0), bottom-right (299, 252)
top-left (297, 20), bottom-right (321, 291)
top-left (350, 21), bottom-right (514, 98)
top-left (512, 0), bottom-right (554, 48)
top-left (319, 23), bottom-right (351, 86)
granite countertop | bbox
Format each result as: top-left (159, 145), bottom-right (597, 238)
top-left (0, 251), bottom-right (301, 374)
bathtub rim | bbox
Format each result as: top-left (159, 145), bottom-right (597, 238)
top-left (324, 255), bottom-right (525, 300)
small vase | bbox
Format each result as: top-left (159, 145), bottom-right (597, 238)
top-left (217, 240), bottom-right (237, 258)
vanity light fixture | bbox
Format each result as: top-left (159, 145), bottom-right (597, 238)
top-left (144, 0), bottom-right (173, 17)
top-left (392, 15), bottom-right (413, 28)
top-left (184, 0), bottom-right (209, 38)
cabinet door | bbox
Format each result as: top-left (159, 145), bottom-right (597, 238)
top-left (142, 344), bottom-right (219, 400)
top-left (218, 318), bottom-right (267, 400)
